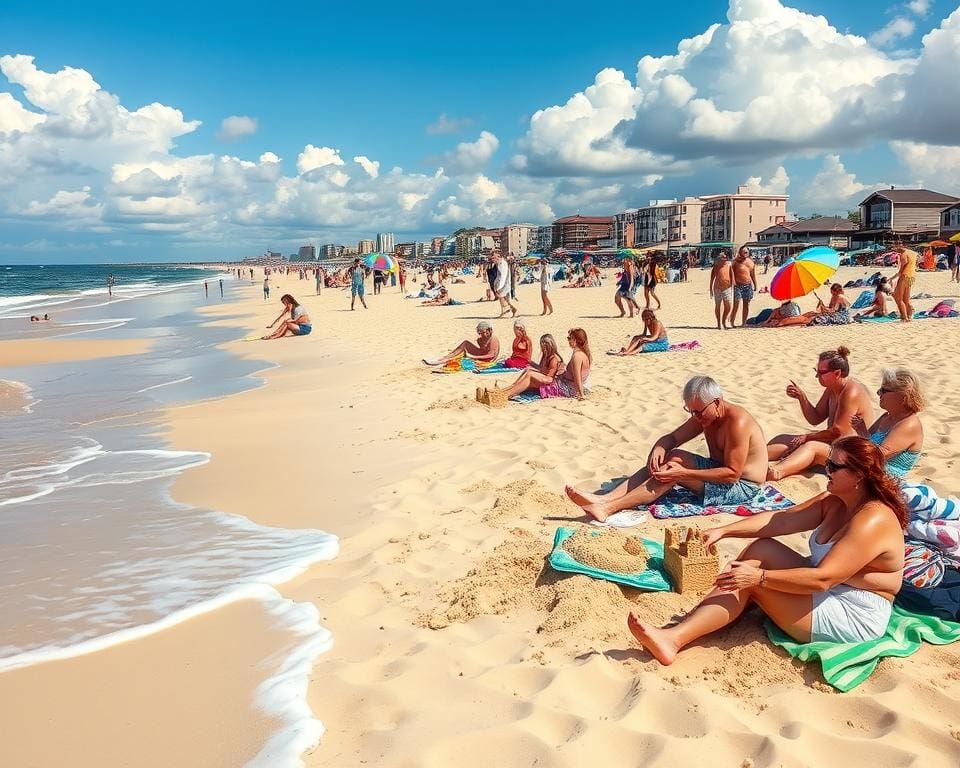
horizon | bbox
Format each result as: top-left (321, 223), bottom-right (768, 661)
top-left (2, 0), bottom-right (959, 264)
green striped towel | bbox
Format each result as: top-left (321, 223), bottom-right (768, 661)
top-left (766, 605), bottom-right (960, 692)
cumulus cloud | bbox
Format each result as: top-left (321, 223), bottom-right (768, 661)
top-left (797, 154), bottom-right (873, 210)
top-left (296, 145), bottom-right (345, 175)
top-left (216, 115), bottom-right (258, 141)
top-left (869, 17), bottom-right (915, 46)
top-left (353, 155), bottom-right (380, 179)
top-left (907, 0), bottom-right (931, 16)
top-left (891, 140), bottom-right (960, 189)
top-left (741, 166), bottom-right (790, 195)
top-left (23, 186), bottom-right (103, 219)
top-left (426, 113), bottom-right (473, 135)
top-left (441, 131), bottom-right (500, 174)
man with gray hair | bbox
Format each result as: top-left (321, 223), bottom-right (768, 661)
top-left (565, 375), bottom-right (768, 521)
top-left (422, 321), bottom-right (500, 366)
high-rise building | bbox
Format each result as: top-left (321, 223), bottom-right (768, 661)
top-left (319, 244), bottom-right (338, 259)
top-left (630, 197), bottom-right (704, 247)
top-left (430, 236), bottom-right (445, 255)
top-left (298, 244), bottom-right (316, 261)
top-left (502, 224), bottom-right (536, 259)
top-left (532, 225), bottom-right (554, 253)
top-left (358, 239), bottom-right (375, 254)
top-left (551, 215), bottom-right (614, 251)
top-left (699, 186), bottom-right (788, 245)
top-left (376, 232), bottom-right (395, 253)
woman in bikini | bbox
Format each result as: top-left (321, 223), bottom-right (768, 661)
top-left (643, 253), bottom-right (662, 310)
top-left (616, 309), bottom-right (669, 355)
top-left (778, 283), bottom-right (851, 326)
top-left (850, 368), bottom-right (924, 478)
top-left (503, 319), bottom-right (533, 368)
top-left (614, 259), bottom-right (641, 318)
top-left (477, 333), bottom-right (563, 406)
top-left (629, 436), bottom-right (906, 664)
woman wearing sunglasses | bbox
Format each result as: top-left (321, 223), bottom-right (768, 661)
top-left (850, 368), bottom-right (925, 478)
top-left (628, 436), bottom-right (906, 664)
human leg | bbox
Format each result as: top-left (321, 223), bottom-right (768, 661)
top-left (614, 293), bottom-right (625, 317)
top-left (767, 440), bottom-right (830, 480)
top-left (628, 538), bottom-right (813, 664)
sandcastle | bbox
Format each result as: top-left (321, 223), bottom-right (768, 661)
top-left (663, 527), bottom-right (720, 594)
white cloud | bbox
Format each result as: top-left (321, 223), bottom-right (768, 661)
top-left (0, 92), bottom-right (45, 134)
top-left (353, 155), bottom-right (380, 179)
top-left (296, 145), bottom-right (345, 175)
top-left (23, 186), bottom-right (103, 219)
top-left (741, 166), bottom-right (790, 195)
top-left (891, 140), bottom-right (960, 189)
top-left (216, 115), bottom-right (258, 141)
top-left (907, 0), bottom-right (931, 17)
top-left (869, 17), bottom-right (915, 46)
top-left (798, 154), bottom-right (872, 210)
top-left (426, 113), bottom-right (473, 135)
top-left (441, 131), bottom-right (500, 174)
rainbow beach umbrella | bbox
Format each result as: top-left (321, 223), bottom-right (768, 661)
top-left (770, 246), bottom-right (840, 301)
top-left (362, 252), bottom-right (396, 272)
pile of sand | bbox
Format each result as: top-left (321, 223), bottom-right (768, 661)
top-left (482, 478), bottom-right (571, 526)
top-left (561, 528), bottom-right (649, 573)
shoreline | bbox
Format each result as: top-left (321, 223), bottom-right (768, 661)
top-left (2, 267), bottom-right (960, 766)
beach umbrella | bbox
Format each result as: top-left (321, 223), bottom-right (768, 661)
top-left (930, 239), bottom-right (951, 248)
top-left (770, 245), bottom-right (840, 301)
top-left (950, 233), bottom-right (960, 243)
top-left (363, 252), bottom-right (396, 271)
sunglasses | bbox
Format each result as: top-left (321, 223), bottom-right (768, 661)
top-left (825, 459), bottom-right (851, 474)
top-left (684, 398), bottom-right (719, 418)
top-left (813, 368), bottom-right (833, 377)
top-left (877, 387), bottom-right (893, 395)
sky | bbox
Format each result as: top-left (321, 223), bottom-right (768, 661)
top-left (1, 0), bottom-right (960, 263)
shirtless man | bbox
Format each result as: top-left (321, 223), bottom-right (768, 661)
top-left (731, 246), bottom-right (758, 327)
top-left (565, 375), bottom-right (767, 521)
top-left (767, 346), bottom-right (875, 480)
top-left (709, 252), bottom-right (734, 330)
top-left (423, 321), bottom-right (500, 366)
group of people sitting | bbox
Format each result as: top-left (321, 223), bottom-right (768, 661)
top-left (562, 366), bottom-right (925, 662)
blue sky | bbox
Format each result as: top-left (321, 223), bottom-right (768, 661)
top-left (1, 0), bottom-right (959, 262)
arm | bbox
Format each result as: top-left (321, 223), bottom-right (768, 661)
top-left (705, 493), bottom-right (829, 545)
top-left (750, 262), bottom-right (758, 290)
top-left (708, 266), bottom-right (717, 294)
top-left (874, 416), bottom-right (922, 459)
top-left (267, 309), bottom-right (289, 328)
top-left (796, 387), bottom-right (830, 426)
top-left (648, 418), bottom-right (703, 472)
top-left (803, 389), bottom-right (859, 444)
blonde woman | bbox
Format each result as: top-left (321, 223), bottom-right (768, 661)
top-left (850, 368), bottom-right (924, 477)
top-left (477, 334), bottom-right (562, 405)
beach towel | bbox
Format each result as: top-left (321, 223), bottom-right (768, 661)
top-left (473, 360), bottom-right (527, 374)
top-left (896, 568), bottom-right (960, 622)
top-left (746, 308), bottom-right (773, 326)
top-left (902, 482), bottom-right (960, 521)
top-left (850, 290), bottom-right (875, 310)
top-left (765, 606), bottom-right (960, 692)
top-left (903, 540), bottom-right (960, 588)
top-left (509, 391), bottom-right (541, 403)
top-left (547, 527), bottom-right (671, 591)
top-left (430, 354), bottom-right (500, 374)
top-left (605, 340), bottom-right (701, 355)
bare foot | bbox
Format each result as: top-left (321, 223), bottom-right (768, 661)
top-left (564, 484), bottom-right (602, 507)
top-left (564, 485), bottom-right (614, 521)
top-left (627, 612), bottom-right (679, 665)
top-left (766, 464), bottom-right (782, 482)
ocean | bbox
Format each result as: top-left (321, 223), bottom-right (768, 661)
top-left (0, 267), bottom-right (338, 764)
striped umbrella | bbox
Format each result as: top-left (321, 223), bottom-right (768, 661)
top-left (770, 246), bottom-right (839, 301)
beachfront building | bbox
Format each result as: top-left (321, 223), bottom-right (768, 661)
top-left (358, 239), bottom-right (375, 254)
top-left (376, 232), bottom-right (395, 254)
top-left (942, 202), bottom-right (960, 239)
top-left (634, 197), bottom-right (705, 247)
top-left (318, 244), bottom-right (338, 259)
top-left (297, 244), bottom-right (316, 261)
top-left (699, 187), bottom-right (788, 246)
top-left (531, 225), bottom-right (554, 254)
top-left (430, 236), bottom-right (445, 255)
top-left (756, 216), bottom-right (857, 249)
top-left (552, 215), bottom-right (614, 251)
top-left (614, 209), bottom-right (639, 248)
top-left (855, 188), bottom-right (960, 246)
top-left (502, 223), bottom-right (537, 258)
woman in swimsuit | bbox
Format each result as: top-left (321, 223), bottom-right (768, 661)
top-left (628, 436), bottom-right (906, 663)
top-left (850, 368), bottom-right (924, 478)
top-left (614, 259), bottom-right (641, 318)
top-left (643, 253), bottom-right (662, 310)
top-left (503, 319), bottom-right (533, 368)
top-left (778, 283), bottom-right (851, 326)
top-left (617, 309), bottom-right (669, 355)
top-left (539, 328), bottom-right (591, 401)
top-left (262, 294), bottom-right (312, 339)
top-left (478, 333), bottom-right (563, 406)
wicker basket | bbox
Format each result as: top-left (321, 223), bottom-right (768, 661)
top-left (663, 527), bottom-right (719, 594)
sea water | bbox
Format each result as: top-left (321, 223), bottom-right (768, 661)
top-left (0, 273), bottom-right (337, 765)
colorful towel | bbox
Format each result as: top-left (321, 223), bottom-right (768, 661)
top-left (765, 605), bottom-right (960, 691)
top-left (473, 360), bottom-right (525, 374)
top-left (547, 527), bottom-right (671, 591)
top-left (902, 482), bottom-right (960, 521)
top-left (850, 290), bottom-right (876, 310)
top-left (606, 340), bottom-right (701, 356)
top-left (648, 483), bottom-right (793, 519)
top-left (431, 354), bottom-right (500, 374)
top-left (509, 391), bottom-right (541, 403)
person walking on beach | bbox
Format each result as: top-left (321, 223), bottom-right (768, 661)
top-left (373, 269), bottom-right (383, 295)
top-left (263, 276), bottom-right (270, 301)
top-left (399, 263), bottom-right (407, 294)
top-left (106, 274), bottom-right (115, 298)
top-left (539, 257), bottom-right (554, 315)
top-left (643, 253), bottom-right (662, 310)
top-left (204, 281), bottom-right (209, 298)
top-left (493, 253), bottom-right (516, 318)
top-left (891, 246), bottom-right (918, 322)
top-left (219, 279), bottom-right (223, 298)
top-left (949, 241), bottom-right (960, 283)
top-left (614, 258), bottom-right (641, 318)
top-left (349, 258), bottom-right (368, 310)
top-left (508, 255), bottom-right (518, 301)
top-left (763, 253), bottom-right (772, 274)
top-left (731, 246), bottom-right (758, 327)
top-left (709, 252), bottom-right (734, 329)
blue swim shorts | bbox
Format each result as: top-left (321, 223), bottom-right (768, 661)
top-left (691, 454), bottom-right (761, 506)
top-left (641, 338), bottom-right (670, 352)
top-left (352, 284), bottom-right (365, 297)
top-left (295, 324), bottom-right (312, 336)
top-left (734, 283), bottom-right (755, 302)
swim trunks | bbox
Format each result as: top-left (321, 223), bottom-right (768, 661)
top-left (713, 287), bottom-right (733, 304)
top-left (641, 339), bottom-right (670, 352)
top-left (691, 455), bottom-right (761, 506)
top-left (734, 283), bottom-right (754, 302)
top-left (351, 283), bottom-right (365, 296)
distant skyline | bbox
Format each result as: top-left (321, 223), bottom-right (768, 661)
top-left (1, 0), bottom-right (959, 263)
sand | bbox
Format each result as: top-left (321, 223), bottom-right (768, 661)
top-left (3, 266), bottom-right (960, 767)
top-left (561, 528), bottom-right (649, 572)
top-left (0, 337), bottom-right (151, 366)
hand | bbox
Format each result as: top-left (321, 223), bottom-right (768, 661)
top-left (850, 414), bottom-right (867, 434)
top-left (647, 445), bottom-right (667, 474)
top-left (652, 462), bottom-right (686, 485)
top-left (700, 528), bottom-right (724, 552)
top-left (785, 380), bottom-right (802, 400)
top-left (789, 434), bottom-right (807, 449)
top-left (715, 561), bottom-right (763, 592)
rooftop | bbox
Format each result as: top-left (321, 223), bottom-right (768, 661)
top-left (757, 216), bottom-right (857, 234)
top-left (553, 215), bottom-right (615, 224)
top-left (859, 188), bottom-right (960, 205)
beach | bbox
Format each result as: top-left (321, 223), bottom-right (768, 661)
top-left (2, 264), bottom-right (960, 767)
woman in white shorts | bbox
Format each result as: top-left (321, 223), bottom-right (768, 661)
top-left (539, 257), bottom-right (554, 316)
top-left (627, 436), bottom-right (906, 664)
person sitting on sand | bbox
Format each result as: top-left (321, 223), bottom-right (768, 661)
top-left (29, 314), bottom-right (50, 322)
top-left (616, 309), bottom-right (668, 354)
top-left (767, 346), bottom-right (874, 481)
top-left (477, 333), bottom-right (562, 405)
top-left (424, 321), bottom-right (500, 366)
top-left (628, 436), bottom-right (906, 664)
top-left (853, 277), bottom-right (891, 321)
top-left (503, 319), bottom-right (533, 368)
top-left (777, 283), bottom-right (851, 326)
top-left (420, 286), bottom-right (452, 306)
top-left (850, 368), bottom-right (924, 478)
top-left (480, 328), bottom-right (591, 406)
top-left (759, 300), bottom-right (801, 327)
top-left (262, 294), bottom-right (312, 339)
top-left (565, 375), bottom-right (767, 521)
